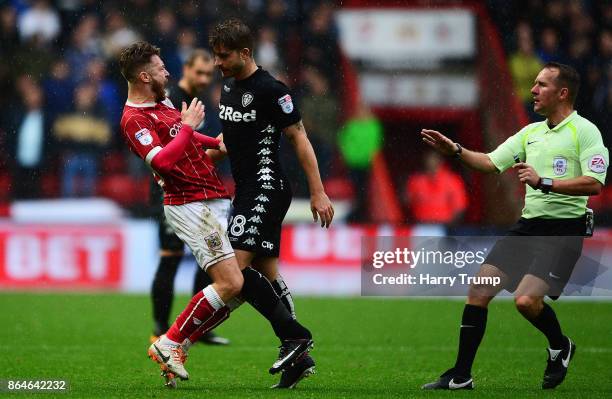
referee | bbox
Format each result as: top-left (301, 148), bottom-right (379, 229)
top-left (421, 62), bottom-right (608, 390)
top-left (149, 49), bottom-right (228, 345)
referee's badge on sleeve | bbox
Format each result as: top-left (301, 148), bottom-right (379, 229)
top-left (589, 154), bottom-right (607, 173)
top-left (135, 128), bottom-right (153, 145)
top-left (278, 94), bottom-right (294, 114)
top-left (553, 157), bottom-right (567, 175)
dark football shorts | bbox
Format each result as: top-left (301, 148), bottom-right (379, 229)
top-left (151, 180), bottom-right (184, 252)
top-left (159, 212), bottom-right (185, 252)
top-left (228, 185), bottom-right (292, 257)
top-left (484, 216), bottom-right (586, 299)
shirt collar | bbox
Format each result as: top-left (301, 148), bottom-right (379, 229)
top-left (125, 100), bottom-right (157, 108)
top-left (546, 110), bottom-right (577, 131)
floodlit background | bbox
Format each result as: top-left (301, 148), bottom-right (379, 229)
top-left (1, 1), bottom-right (612, 397)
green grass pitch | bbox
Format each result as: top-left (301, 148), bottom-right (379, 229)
top-left (1, 293), bottom-right (611, 398)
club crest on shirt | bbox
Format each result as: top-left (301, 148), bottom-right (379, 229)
top-left (242, 92), bottom-right (254, 107)
top-left (204, 232), bottom-right (223, 252)
top-left (589, 154), bottom-right (607, 173)
top-left (135, 128), bottom-right (153, 145)
top-left (278, 94), bottom-right (294, 114)
top-left (553, 156), bottom-right (567, 175)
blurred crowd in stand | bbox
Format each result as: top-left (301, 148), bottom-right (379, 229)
top-left (1, 0), bottom-right (609, 225)
top-left (492, 0), bottom-right (611, 146)
top-left (0, 0), bottom-right (356, 216)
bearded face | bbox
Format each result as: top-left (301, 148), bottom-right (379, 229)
top-left (144, 55), bottom-right (169, 102)
top-left (151, 76), bottom-right (166, 102)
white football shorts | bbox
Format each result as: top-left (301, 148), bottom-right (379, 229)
top-left (164, 199), bottom-right (235, 270)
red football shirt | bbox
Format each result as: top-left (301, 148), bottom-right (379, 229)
top-left (120, 99), bottom-right (229, 205)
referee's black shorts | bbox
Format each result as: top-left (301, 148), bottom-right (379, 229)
top-left (484, 216), bottom-right (586, 299)
top-left (228, 185), bottom-right (292, 258)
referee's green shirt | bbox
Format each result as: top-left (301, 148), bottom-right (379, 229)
top-left (488, 111), bottom-right (608, 219)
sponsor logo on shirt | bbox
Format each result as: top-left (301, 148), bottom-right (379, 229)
top-left (589, 154), bottom-right (607, 173)
top-left (219, 105), bottom-right (256, 122)
top-left (278, 94), bottom-right (294, 114)
top-left (135, 128), bottom-right (153, 145)
top-left (169, 122), bottom-right (182, 137)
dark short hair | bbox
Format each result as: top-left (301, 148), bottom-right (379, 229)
top-left (185, 48), bottom-right (212, 66)
top-left (119, 41), bottom-right (160, 82)
top-left (543, 62), bottom-right (580, 105)
top-left (209, 18), bottom-right (254, 54)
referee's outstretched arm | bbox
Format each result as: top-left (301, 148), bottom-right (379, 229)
top-left (421, 128), bottom-right (603, 197)
top-left (421, 129), bottom-right (497, 173)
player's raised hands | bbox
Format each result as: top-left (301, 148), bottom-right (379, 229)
top-left (311, 191), bottom-right (334, 228)
top-left (421, 129), bottom-right (458, 156)
top-left (181, 97), bottom-right (205, 129)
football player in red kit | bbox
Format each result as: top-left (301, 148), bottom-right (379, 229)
top-left (119, 42), bottom-right (313, 388)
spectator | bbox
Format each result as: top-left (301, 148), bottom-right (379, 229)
top-left (537, 26), bottom-right (565, 63)
top-left (509, 22), bottom-right (543, 121)
top-left (256, 25), bottom-right (282, 76)
top-left (176, 27), bottom-right (198, 65)
top-left (301, 66), bottom-right (339, 180)
top-left (101, 11), bottom-right (140, 59)
top-left (17, 0), bottom-right (60, 44)
top-left (42, 59), bottom-right (75, 124)
top-left (337, 103), bottom-right (382, 223)
top-left (6, 77), bottom-right (50, 199)
top-left (53, 82), bottom-right (111, 197)
top-left (13, 34), bottom-right (54, 81)
top-left (151, 8), bottom-right (181, 78)
top-left (0, 5), bottom-right (18, 58)
top-left (86, 58), bottom-right (122, 131)
top-left (302, 1), bottom-right (340, 83)
top-left (404, 150), bottom-right (467, 226)
top-left (66, 14), bottom-right (103, 83)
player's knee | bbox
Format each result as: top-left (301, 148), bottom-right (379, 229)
top-left (514, 296), bottom-right (541, 317)
top-left (215, 269), bottom-right (243, 299)
top-left (467, 284), bottom-right (496, 306)
top-left (225, 271), bottom-right (244, 298)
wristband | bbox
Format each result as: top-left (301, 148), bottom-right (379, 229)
top-left (453, 143), bottom-right (462, 158)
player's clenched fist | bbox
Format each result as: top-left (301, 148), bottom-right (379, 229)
top-left (181, 97), bottom-right (205, 129)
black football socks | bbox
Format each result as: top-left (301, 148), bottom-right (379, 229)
top-left (454, 304), bottom-right (488, 376)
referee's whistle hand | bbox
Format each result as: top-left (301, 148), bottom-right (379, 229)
top-left (420, 129), bottom-right (456, 156)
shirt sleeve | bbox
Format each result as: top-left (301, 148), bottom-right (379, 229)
top-left (267, 80), bottom-right (301, 130)
top-left (487, 125), bottom-right (529, 173)
top-left (578, 123), bottom-right (609, 184)
top-left (120, 113), bottom-right (163, 164)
